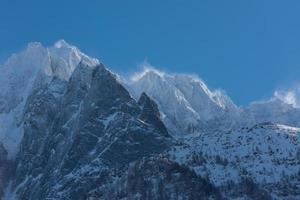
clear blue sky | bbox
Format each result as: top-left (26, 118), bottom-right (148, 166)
top-left (1, 0), bottom-right (300, 105)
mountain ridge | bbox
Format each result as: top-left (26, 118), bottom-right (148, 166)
top-left (1, 40), bottom-right (300, 199)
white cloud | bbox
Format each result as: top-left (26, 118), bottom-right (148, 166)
top-left (273, 85), bottom-right (300, 108)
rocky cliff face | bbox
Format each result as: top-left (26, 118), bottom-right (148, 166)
top-left (0, 144), bottom-right (14, 199)
top-left (12, 61), bottom-right (171, 199)
top-left (138, 92), bottom-right (169, 137)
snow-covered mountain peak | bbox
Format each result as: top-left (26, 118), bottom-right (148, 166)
top-left (0, 42), bottom-right (49, 158)
top-left (169, 74), bottom-right (235, 109)
top-left (46, 40), bottom-right (100, 80)
top-left (131, 67), bottom-right (236, 109)
top-left (128, 67), bottom-right (240, 134)
top-left (3, 42), bottom-right (46, 66)
top-left (26, 41), bottom-right (43, 50)
top-left (0, 40), bottom-right (102, 158)
top-left (54, 39), bottom-right (72, 48)
top-left (1, 40), bottom-right (100, 83)
top-left (0, 42), bottom-right (48, 108)
top-left (53, 39), bottom-right (99, 65)
top-left (131, 67), bottom-right (165, 83)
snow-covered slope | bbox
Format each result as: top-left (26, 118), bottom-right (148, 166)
top-left (128, 68), bottom-right (241, 134)
top-left (45, 40), bottom-right (99, 81)
top-left (0, 42), bottom-right (170, 200)
top-left (0, 43), bottom-right (48, 158)
top-left (128, 68), bottom-right (300, 136)
top-left (169, 122), bottom-right (300, 199)
top-left (0, 40), bottom-right (99, 158)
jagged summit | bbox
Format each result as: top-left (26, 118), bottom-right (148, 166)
top-left (54, 39), bottom-right (72, 48)
top-left (47, 40), bottom-right (100, 80)
top-left (128, 67), bottom-right (239, 134)
top-left (53, 39), bottom-right (100, 66)
top-left (130, 68), bottom-right (237, 110)
top-left (0, 40), bottom-right (101, 157)
top-left (1, 40), bottom-right (100, 82)
top-left (128, 67), bottom-right (300, 134)
top-left (131, 67), bottom-right (165, 82)
top-left (138, 92), bottom-right (161, 118)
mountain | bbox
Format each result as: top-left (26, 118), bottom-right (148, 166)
top-left (0, 42), bottom-right (170, 199)
top-left (128, 68), bottom-right (300, 135)
top-left (0, 40), bottom-right (99, 158)
top-left (127, 69), bottom-right (240, 135)
top-left (1, 41), bottom-right (300, 199)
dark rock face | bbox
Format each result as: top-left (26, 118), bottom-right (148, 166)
top-left (0, 143), bottom-right (15, 198)
top-left (14, 63), bottom-right (171, 199)
top-left (0, 143), bottom-right (8, 198)
top-left (138, 92), bottom-right (169, 137)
